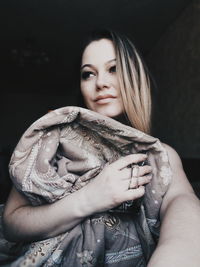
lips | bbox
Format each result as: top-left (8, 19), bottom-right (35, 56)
top-left (95, 94), bottom-right (116, 104)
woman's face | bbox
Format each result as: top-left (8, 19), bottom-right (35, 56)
top-left (80, 38), bottom-right (124, 118)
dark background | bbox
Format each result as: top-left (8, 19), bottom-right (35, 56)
top-left (0, 0), bottom-right (199, 202)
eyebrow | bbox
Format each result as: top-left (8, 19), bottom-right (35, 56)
top-left (80, 58), bottom-right (116, 70)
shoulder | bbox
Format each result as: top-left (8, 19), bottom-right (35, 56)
top-left (160, 143), bottom-right (195, 216)
top-left (161, 142), bottom-right (192, 190)
top-left (162, 143), bottom-right (183, 169)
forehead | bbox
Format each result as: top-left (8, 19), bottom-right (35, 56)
top-left (81, 39), bottom-right (116, 64)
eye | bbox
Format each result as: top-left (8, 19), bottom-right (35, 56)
top-left (109, 65), bottom-right (116, 73)
top-left (81, 71), bottom-right (95, 80)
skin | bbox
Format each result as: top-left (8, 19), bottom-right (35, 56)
top-left (3, 39), bottom-right (152, 242)
top-left (148, 143), bottom-right (200, 267)
top-left (80, 39), bottom-right (124, 118)
top-left (3, 39), bottom-right (200, 266)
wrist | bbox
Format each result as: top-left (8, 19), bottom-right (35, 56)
top-left (73, 185), bottom-right (95, 218)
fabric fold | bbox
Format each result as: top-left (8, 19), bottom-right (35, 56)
top-left (0, 106), bottom-right (172, 266)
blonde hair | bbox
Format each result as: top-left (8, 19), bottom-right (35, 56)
top-left (112, 33), bottom-right (152, 134)
top-left (80, 30), bottom-right (152, 133)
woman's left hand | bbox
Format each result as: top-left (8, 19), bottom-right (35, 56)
top-left (77, 153), bottom-right (152, 215)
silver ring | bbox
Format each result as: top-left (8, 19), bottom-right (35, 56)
top-left (129, 165), bottom-right (139, 189)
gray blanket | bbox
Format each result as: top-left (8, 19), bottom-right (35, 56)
top-left (0, 106), bottom-right (172, 266)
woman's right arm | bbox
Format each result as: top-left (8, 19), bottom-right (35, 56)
top-left (3, 185), bottom-right (95, 242)
top-left (3, 153), bottom-right (151, 243)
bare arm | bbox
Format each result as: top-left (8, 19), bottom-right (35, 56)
top-left (3, 153), bottom-right (151, 242)
top-left (3, 186), bottom-right (91, 242)
top-left (148, 144), bottom-right (200, 266)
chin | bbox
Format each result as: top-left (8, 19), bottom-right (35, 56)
top-left (95, 106), bottom-right (123, 119)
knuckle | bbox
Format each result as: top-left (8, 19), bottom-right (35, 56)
top-left (125, 154), bottom-right (136, 163)
top-left (143, 176), bottom-right (150, 184)
top-left (141, 165), bottom-right (151, 173)
top-left (146, 174), bottom-right (152, 179)
top-left (140, 174), bottom-right (152, 184)
top-left (137, 186), bottom-right (145, 195)
top-left (143, 176), bottom-right (149, 182)
top-left (146, 165), bottom-right (152, 172)
top-left (137, 153), bottom-right (147, 161)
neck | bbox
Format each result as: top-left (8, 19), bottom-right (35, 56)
top-left (113, 113), bottom-right (131, 126)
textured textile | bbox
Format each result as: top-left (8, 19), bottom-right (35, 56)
top-left (0, 106), bottom-right (172, 266)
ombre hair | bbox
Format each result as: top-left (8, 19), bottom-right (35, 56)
top-left (79, 29), bottom-right (152, 134)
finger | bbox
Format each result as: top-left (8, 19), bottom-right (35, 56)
top-left (138, 165), bottom-right (152, 177)
top-left (120, 168), bottom-right (133, 180)
top-left (119, 165), bottom-right (151, 181)
top-left (111, 154), bottom-right (148, 170)
top-left (129, 175), bottom-right (152, 189)
top-left (125, 186), bottom-right (145, 201)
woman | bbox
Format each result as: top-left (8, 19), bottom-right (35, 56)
top-left (2, 30), bottom-right (200, 266)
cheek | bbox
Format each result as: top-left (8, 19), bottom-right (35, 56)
top-left (80, 82), bottom-right (88, 98)
top-left (80, 83), bottom-right (92, 107)
top-left (114, 77), bottom-right (120, 91)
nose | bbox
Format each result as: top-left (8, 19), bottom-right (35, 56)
top-left (96, 72), bottom-right (110, 90)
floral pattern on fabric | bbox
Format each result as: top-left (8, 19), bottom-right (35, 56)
top-left (0, 106), bottom-right (172, 266)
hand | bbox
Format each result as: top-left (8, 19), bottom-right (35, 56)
top-left (81, 153), bottom-right (152, 214)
